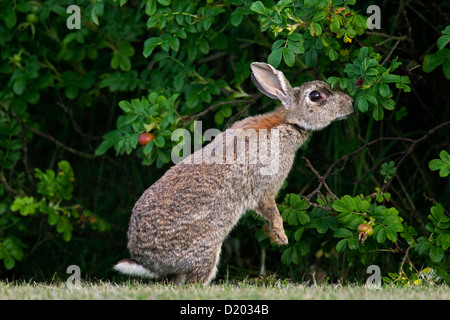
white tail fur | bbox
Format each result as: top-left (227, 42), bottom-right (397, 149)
top-left (113, 259), bottom-right (156, 278)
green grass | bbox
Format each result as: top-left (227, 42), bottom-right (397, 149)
top-left (1, 279), bottom-right (449, 300)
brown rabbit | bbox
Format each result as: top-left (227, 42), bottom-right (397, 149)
top-left (114, 62), bottom-right (354, 284)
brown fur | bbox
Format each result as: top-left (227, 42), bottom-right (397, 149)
top-left (232, 107), bottom-right (287, 131)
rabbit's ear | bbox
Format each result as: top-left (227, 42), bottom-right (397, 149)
top-left (251, 62), bottom-right (293, 108)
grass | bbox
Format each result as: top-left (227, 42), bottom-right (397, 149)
top-left (1, 278), bottom-right (450, 300)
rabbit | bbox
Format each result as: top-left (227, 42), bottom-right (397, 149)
top-left (114, 62), bottom-right (354, 285)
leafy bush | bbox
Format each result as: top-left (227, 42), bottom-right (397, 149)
top-left (0, 0), bottom-right (449, 284)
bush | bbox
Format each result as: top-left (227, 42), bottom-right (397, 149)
top-left (0, 0), bottom-right (449, 284)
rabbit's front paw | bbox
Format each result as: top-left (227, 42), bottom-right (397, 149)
top-left (263, 221), bottom-right (288, 246)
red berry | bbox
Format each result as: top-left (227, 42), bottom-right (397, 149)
top-left (138, 132), bottom-right (155, 146)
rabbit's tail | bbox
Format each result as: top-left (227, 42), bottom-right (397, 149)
top-left (113, 259), bottom-right (156, 278)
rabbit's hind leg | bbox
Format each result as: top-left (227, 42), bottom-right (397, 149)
top-left (165, 273), bottom-right (187, 286)
top-left (185, 247), bottom-right (221, 285)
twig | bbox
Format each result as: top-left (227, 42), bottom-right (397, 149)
top-left (28, 123), bottom-right (95, 159)
top-left (25, 125), bottom-right (96, 159)
top-left (301, 121), bottom-right (450, 207)
top-left (181, 94), bottom-right (262, 126)
top-left (365, 31), bottom-right (410, 41)
top-left (399, 246), bottom-right (411, 273)
top-left (381, 39), bottom-right (401, 66)
top-left (0, 105), bottom-right (96, 159)
top-left (303, 156), bottom-right (339, 201)
top-left (224, 102), bottom-right (252, 129)
top-left (382, 121), bottom-right (450, 193)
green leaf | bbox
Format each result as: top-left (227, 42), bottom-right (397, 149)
top-left (63, 230), bottom-right (72, 242)
top-left (298, 240), bottom-right (310, 256)
top-left (255, 228), bottom-right (267, 242)
top-left (287, 209), bottom-right (299, 226)
top-left (250, 1), bottom-right (267, 15)
top-left (352, 196), bottom-right (369, 213)
top-left (429, 245), bottom-right (444, 263)
top-left (372, 104), bottom-right (384, 121)
top-left (268, 48), bottom-right (282, 68)
top-left (330, 17), bottom-right (340, 33)
top-left (356, 95), bottom-right (369, 112)
top-left (310, 22), bottom-right (322, 37)
top-left (332, 195), bottom-right (354, 213)
top-left (430, 203), bottom-right (450, 223)
top-left (4, 256), bottom-right (15, 270)
top-left (143, 37), bottom-right (161, 58)
top-left (118, 100), bottom-right (131, 112)
top-left (333, 228), bottom-right (353, 238)
top-left (281, 247), bottom-right (293, 265)
top-left (327, 48), bottom-right (339, 61)
top-left (312, 11), bottom-right (326, 22)
top-left (5, 10), bottom-right (17, 29)
top-left (327, 76), bottom-right (339, 87)
top-left (429, 150), bottom-right (450, 177)
top-left (272, 39), bottom-right (285, 51)
top-left (287, 39), bottom-right (304, 54)
top-left (145, 0), bottom-right (157, 15)
top-left (386, 229), bottom-right (397, 242)
top-left (443, 59), bottom-right (450, 80)
top-left (381, 98), bottom-right (395, 110)
top-left (336, 238), bottom-right (347, 253)
top-left (388, 222), bottom-right (404, 232)
top-left (304, 0), bottom-right (316, 8)
top-left (437, 234), bottom-right (450, 250)
top-left (95, 139), bottom-right (115, 156)
top-left (294, 227), bottom-right (304, 241)
top-left (13, 78), bottom-right (26, 95)
top-left (47, 206), bottom-right (59, 226)
top-left (376, 228), bottom-right (386, 243)
top-left (11, 197), bottom-right (38, 216)
top-left (143, 140), bottom-right (154, 155)
top-left (230, 11), bottom-right (243, 27)
top-left (296, 211), bottom-right (310, 225)
top-left (416, 238), bottom-right (432, 255)
top-left (379, 83), bottom-right (391, 97)
top-left (198, 38), bottom-right (210, 54)
top-left (174, 74), bottom-right (184, 91)
top-left (282, 47), bottom-right (295, 67)
top-left (423, 48), bottom-right (450, 73)
top-left (65, 85), bottom-right (78, 99)
top-left (220, 105), bottom-right (232, 118)
top-left (153, 135), bottom-right (165, 148)
top-left (157, 149), bottom-right (170, 163)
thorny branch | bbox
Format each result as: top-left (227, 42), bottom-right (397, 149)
top-left (302, 121), bottom-right (450, 207)
top-left (301, 121), bottom-right (450, 271)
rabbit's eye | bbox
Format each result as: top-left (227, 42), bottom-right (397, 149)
top-left (309, 90), bottom-right (323, 102)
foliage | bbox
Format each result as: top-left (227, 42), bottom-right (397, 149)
top-left (0, 0), bottom-right (448, 285)
top-left (429, 150), bottom-right (450, 178)
top-left (2, 161), bottom-right (109, 270)
top-left (423, 26), bottom-right (450, 80)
